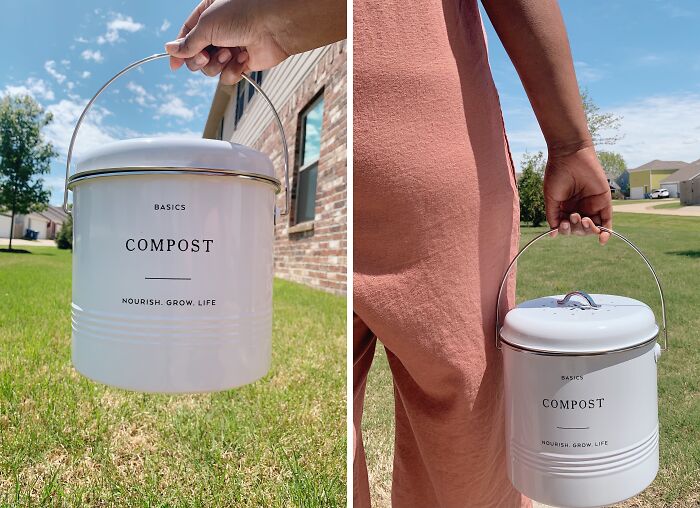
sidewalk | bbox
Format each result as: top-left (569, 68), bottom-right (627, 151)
top-left (613, 199), bottom-right (700, 216)
top-left (0, 238), bottom-right (56, 247)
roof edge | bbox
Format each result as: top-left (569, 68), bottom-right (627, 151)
top-left (202, 83), bottom-right (234, 139)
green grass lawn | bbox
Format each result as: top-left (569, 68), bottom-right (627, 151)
top-left (654, 201), bottom-right (684, 210)
top-left (362, 213), bottom-right (700, 507)
top-left (0, 247), bottom-right (346, 507)
top-left (612, 199), bottom-right (650, 205)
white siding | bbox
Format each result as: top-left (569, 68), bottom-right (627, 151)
top-left (0, 214), bottom-right (12, 238)
top-left (27, 215), bottom-right (48, 239)
top-left (224, 46), bottom-right (330, 145)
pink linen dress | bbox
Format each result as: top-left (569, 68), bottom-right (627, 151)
top-left (354, 0), bottom-right (529, 506)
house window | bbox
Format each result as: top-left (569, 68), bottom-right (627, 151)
top-left (234, 71), bottom-right (264, 128)
top-left (247, 70), bottom-right (263, 101)
top-left (294, 95), bottom-right (324, 224)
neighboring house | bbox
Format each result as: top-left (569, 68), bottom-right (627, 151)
top-left (202, 42), bottom-right (347, 295)
top-left (0, 205), bottom-right (68, 240)
top-left (0, 213), bottom-right (21, 239)
top-left (606, 175), bottom-right (623, 198)
top-left (628, 160), bottom-right (689, 199)
top-left (660, 161), bottom-right (700, 200)
top-left (679, 170), bottom-right (700, 205)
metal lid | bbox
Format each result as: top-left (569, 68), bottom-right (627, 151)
top-left (500, 292), bottom-right (659, 354)
top-left (73, 136), bottom-right (276, 182)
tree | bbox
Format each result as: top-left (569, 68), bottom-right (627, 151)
top-left (581, 88), bottom-right (622, 147)
top-left (518, 90), bottom-right (627, 226)
top-left (597, 150), bottom-right (628, 197)
top-left (581, 90), bottom-right (628, 198)
top-left (518, 152), bottom-right (546, 227)
top-left (0, 95), bottom-right (56, 251)
top-left (597, 151), bottom-right (626, 180)
top-left (56, 213), bottom-right (73, 250)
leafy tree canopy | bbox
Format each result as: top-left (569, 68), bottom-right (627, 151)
top-left (0, 95), bottom-right (56, 250)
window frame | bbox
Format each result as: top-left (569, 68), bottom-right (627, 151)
top-left (293, 93), bottom-right (325, 225)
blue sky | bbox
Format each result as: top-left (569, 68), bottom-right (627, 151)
top-left (480, 0), bottom-right (700, 171)
top-left (1, 1), bottom-right (218, 205)
top-left (3, 1), bottom-right (700, 204)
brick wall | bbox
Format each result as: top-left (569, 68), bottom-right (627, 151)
top-left (251, 42), bottom-right (347, 295)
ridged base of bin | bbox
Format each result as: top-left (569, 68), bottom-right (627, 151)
top-left (71, 305), bottom-right (272, 393)
top-left (508, 428), bottom-right (659, 508)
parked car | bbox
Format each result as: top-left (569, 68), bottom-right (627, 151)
top-left (649, 188), bottom-right (670, 199)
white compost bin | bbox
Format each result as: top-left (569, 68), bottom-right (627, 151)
top-left (62, 54), bottom-right (289, 393)
top-left (495, 229), bottom-right (668, 508)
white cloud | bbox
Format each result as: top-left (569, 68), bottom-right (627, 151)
top-left (44, 175), bottom-right (71, 205)
top-left (126, 81), bottom-right (155, 107)
top-left (636, 53), bottom-right (664, 66)
top-left (608, 94), bottom-right (700, 167)
top-left (156, 83), bottom-right (174, 93)
top-left (159, 19), bottom-right (171, 33)
top-left (66, 82), bottom-right (75, 91)
top-left (81, 49), bottom-right (104, 63)
top-left (2, 77), bottom-right (55, 102)
top-left (654, 1), bottom-right (695, 18)
top-left (574, 61), bottom-right (603, 83)
top-left (60, 59), bottom-right (70, 67)
top-left (184, 75), bottom-right (217, 98)
top-left (75, 36), bottom-right (89, 43)
top-left (97, 13), bottom-right (144, 44)
top-left (81, 71), bottom-right (91, 79)
top-left (44, 60), bottom-right (67, 84)
top-left (157, 96), bottom-right (194, 120)
top-left (506, 92), bottom-right (700, 170)
top-left (44, 98), bottom-right (117, 160)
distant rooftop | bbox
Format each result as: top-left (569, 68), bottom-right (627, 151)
top-left (31, 205), bottom-right (69, 223)
top-left (628, 159), bottom-right (690, 173)
top-left (660, 162), bottom-right (700, 184)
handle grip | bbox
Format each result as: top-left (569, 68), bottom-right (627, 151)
top-left (557, 291), bottom-right (600, 308)
top-left (495, 227), bottom-right (668, 351)
top-left (62, 53), bottom-right (290, 217)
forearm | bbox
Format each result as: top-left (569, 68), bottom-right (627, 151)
top-left (267, 0), bottom-right (346, 55)
top-left (480, 0), bottom-right (590, 155)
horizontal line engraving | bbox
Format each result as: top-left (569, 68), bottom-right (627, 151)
top-left (144, 277), bottom-right (192, 280)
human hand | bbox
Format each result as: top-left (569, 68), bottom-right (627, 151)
top-left (164, 0), bottom-right (290, 84)
top-left (543, 144), bottom-right (613, 245)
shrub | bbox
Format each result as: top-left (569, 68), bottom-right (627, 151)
top-left (518, 152), bottom-right (546, 227)
top-left (56, 214), bottom-right (73, 250)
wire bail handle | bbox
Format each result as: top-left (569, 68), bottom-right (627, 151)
top-left (62, 52), bottom-right (290, 216)
top-left (494, 227), bottom-right (668, 351)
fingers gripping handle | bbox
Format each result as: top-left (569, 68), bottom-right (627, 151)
top-left (62, 53), bottom-right (290, 217)
top-left (494, 227), bottom-right (668, 351)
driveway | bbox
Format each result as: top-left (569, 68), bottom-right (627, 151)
top-left (0, 238), bottom-right (56, 247)
top-left (613, 199), bottom-right (700, 216)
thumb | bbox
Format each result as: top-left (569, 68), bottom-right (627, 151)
top-left (545, 195), bottom-right (561, 230)
top-left (165, 25), bottom-right (209, 59)
top-left (544, 195), bottom-right (561, 238)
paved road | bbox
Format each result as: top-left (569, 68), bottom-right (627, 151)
top-left (613, 199), bottom-right (700, 216)
top-left (0, 238), bottom-right (56, 247)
